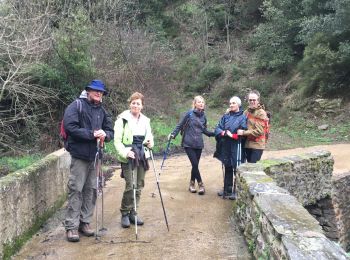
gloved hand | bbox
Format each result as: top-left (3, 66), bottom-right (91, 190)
top-left (167, 133), bottom-right (175, 141)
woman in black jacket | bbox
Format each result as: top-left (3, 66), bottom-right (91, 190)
top-left (169, 96), bottom-right (214, 195)
top-left (214, 96), bottom-right (247, 200)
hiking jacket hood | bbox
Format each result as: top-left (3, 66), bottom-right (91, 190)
top-left (63, 98), bottom-right (114, 161)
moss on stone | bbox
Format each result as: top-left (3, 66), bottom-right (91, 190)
top-left (2, 193), bottom-right (66, 260)
top-left (0, 155), bottom-right (58, 190)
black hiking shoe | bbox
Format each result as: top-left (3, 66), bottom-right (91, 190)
top-left (129, 213), bottom-right (144, 226)
top-left (217, 190), bottom-right (224, 196)
top-left (121, 214), bottom-right (130, 228)
top-left (228, 192), bottom-right (236, 200)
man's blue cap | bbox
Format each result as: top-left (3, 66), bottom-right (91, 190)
top-left (86, 80), bottom-right (107, 95)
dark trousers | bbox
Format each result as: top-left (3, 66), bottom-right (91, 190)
top-left (246, 148), bottom-right (263, 163)
top-left (184, 147), bottom-right (202, 183)
top-left (224, 166), bottom-right (236, 193)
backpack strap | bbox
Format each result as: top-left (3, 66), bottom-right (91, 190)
top-left (181, 110), bottom-right (193, 135)
top-left (76, 99), bottom-right (82, 113)
top-left (121, 118), bottom-right (127, 142)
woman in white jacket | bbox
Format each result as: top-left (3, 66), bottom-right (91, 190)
top-left (114, 92), bottom-right (154, 228)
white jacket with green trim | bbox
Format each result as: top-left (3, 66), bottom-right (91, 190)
top-left (113, 110), bottom-right (154, 163)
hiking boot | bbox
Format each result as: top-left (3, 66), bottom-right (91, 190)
top-left (66, 229), bottom-right (80, 242)
top-left (228, 192), bottom-right (236, 200)
top-left (189, 181), bottom-right (196, 193)
top-left (217, 190), bottom-right (224, 196)
top-left (198, 182), bottom-right (205, 195)
top-left (129, 213), bottom-right (144, 226)
top-left (79, 222), bottom-right (94, 237)
top-left (121, 213), bottom-right (130, 228)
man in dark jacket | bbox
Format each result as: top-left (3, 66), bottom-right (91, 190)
top-left (63, 80), bottom-right (114, 242)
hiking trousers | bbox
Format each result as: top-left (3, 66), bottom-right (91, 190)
top-left (64, 157), bottom-right (97, 231)
top-left (246, 148), bottom-right (263, 163)
top-left (120, 163), bottom-right (146, 215)
top-left (184, 147), bottom-right (203, 183)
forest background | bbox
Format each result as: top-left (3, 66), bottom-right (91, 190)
top-left (1, 0), bottom-right (350, 174)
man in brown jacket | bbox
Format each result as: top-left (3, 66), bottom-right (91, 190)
top-left (237, 90), bottom-right (268, 163)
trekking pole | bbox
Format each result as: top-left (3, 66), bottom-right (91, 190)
top-left (160, 139), bottom-right (172, 171)
top-left (233, 138), bottom-right (242, 196)
top-left (222, 163), bottom-right (227, 199)
top-left (94, 138), bottom-right (106, 240)
top-left (99, 138), bottom-right (107, 233)
top-left (149, 149), bottom-right (170, 231)
top-left (94, 139), bottom-right (101, 240)
top-left (129, 160), bottom-right (138, 240)
top-left (151, 140), bottom-right (171, 197)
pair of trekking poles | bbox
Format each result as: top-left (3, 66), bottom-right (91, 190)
top-left (94, 138), bottom-right (107, 240)
top-left (93, 139), bottom-right (171, 240)
top-left (128, 147), bottom-right (170, 240)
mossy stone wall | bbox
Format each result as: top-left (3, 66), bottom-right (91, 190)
top-left (0, 149), bottom-right (70, 259)
top-left (234, 151), bottom-right (348, 259)
top-left (332, 172), bottom-right (350, 251)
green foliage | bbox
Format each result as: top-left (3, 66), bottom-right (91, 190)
top-left (232, 0), bottom-right (263, 29)
top-left (231, 64), bottom-right (246, 82)
top-left (298, 34), bottom-right (350, 96)
top-left (251, 0), bottom-right (304, 71)
top-left (30, 9), bottom-right (95, 104)
top-left (244, 77), bottom-right (272, 99)
top-left (151, 116), bottom-right (182, 154)
top-left (296, 0), bottom-right (350, 96)
top-left (104, 141), bottom-right (117, 157)
top-left (270, 111), bottom-right (350, 150)
top-left (176, 2), bottom-right (201, 23)
top-left (176, 54), bottom-right (201, 80)
top-left (0, 154), bottom-right (42, 176)
top-left (200, 63), bottom-right (224, 83)
top-left (209, 83), bottom-right (237, 107)
top-left (146, 14), bottom-right (180, 40)
top-left (187, 63), bottom-right (224, 92)
top-left (209, 4), bottom-right (231, 31)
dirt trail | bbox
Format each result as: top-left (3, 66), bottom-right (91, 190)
top-left (13, 144), bottom-right (350, 260)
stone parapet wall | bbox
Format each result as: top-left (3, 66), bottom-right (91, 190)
top-left (262, 151), bottom-right (333, 206)
top-left (332, 172), bottom-right (350, 251)
top-left (0, 149), bottom-right (70, 259)
top-left (234, 158), bottom-right (348, 259)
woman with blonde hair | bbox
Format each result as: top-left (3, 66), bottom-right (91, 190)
top-left (114, 92), bottom-right (154, 228)
top-left (169, 96), bottom-right (214, 194)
